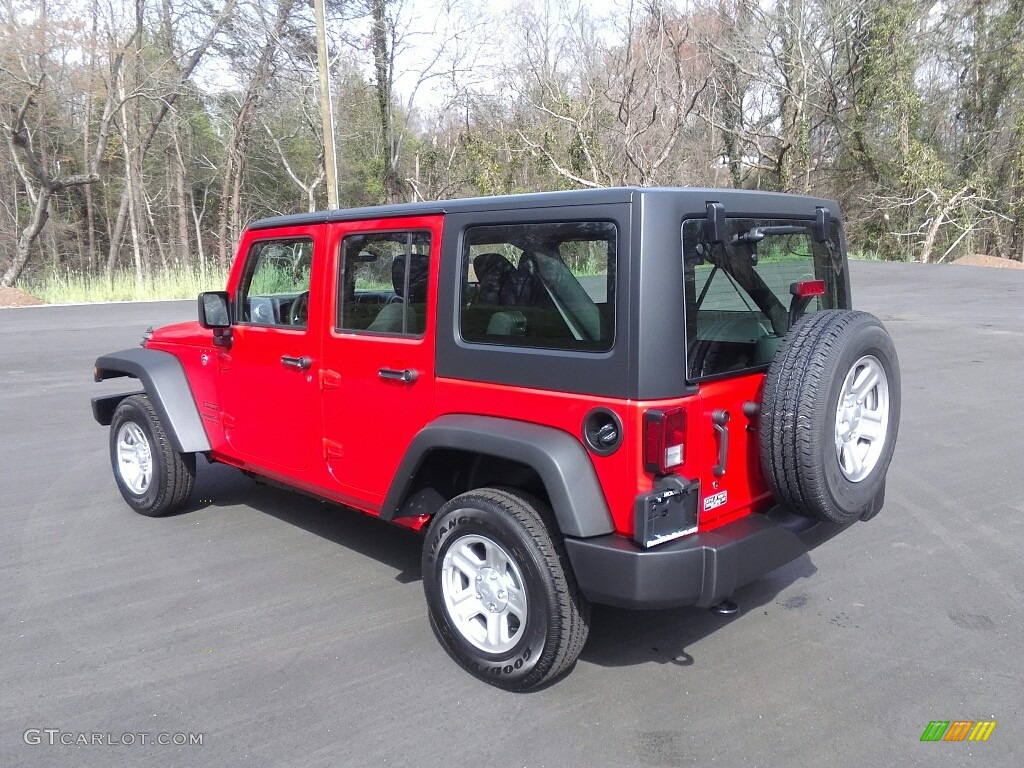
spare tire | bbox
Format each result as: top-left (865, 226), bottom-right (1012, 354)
top-left (759, 310), bottom-right (900, 524)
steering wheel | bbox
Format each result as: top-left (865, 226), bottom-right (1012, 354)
top-left (289, 291), bottom-right (310, 326)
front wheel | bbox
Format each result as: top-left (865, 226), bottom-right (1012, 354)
top-left (422, 488), bottom-right (590, 691)
top-left (109, 394), bottom-right (196, 517)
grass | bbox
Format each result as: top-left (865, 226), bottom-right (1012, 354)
top-left (20, 247), bottom-right (916, 305)
top-left (250, 262), bottom-right (310, 295)
top-left (27, 265), bottom-right (230, 304)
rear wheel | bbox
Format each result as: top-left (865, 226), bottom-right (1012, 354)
top-left (109, 394), bottom-right (195, 517)
top-left (759, 310), bottom-right (900, 524)
top-left (422, 488), bottom-right (590, 691)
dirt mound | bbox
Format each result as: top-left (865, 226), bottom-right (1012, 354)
top-left (0, 286), bottom-right (44, 307)
top-left (951, 253), bottom-right (1024, 270)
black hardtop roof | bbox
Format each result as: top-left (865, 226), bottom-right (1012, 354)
top-left (248, 187), bottom-right (840, 231)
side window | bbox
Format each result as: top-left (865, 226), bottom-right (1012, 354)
top-left (336, 231), bottom-right (432, 336)
top-left (237, 238), bottom-right (313, 328)
top-left (460, 221), bottom-right (616, 352)
top-left (682, 217), bottom-right (845, 379)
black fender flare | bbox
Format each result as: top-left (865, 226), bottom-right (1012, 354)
top-left (93, 348), bottom-right (211, 453)
top-left (381, 414), bottom-right (615, 538)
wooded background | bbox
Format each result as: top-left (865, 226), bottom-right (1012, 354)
top-left (2, 0), bottom-right (1022, 289)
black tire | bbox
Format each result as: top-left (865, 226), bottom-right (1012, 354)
top-left (422, 488), bottom-right (590, 691)
top-left (109, 394), bottom-right (196, 517)
top-left (759, 310), bottom-right (900, 524)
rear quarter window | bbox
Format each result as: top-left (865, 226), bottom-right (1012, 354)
top-left (460, 221), bottom-right (616, 352)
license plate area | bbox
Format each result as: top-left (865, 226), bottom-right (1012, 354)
top-left (634, 476), bottom-right (699, 548)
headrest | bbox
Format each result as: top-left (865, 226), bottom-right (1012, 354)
top-left (392, 253), bottom-right (430, 302)
top-left (473, 252), bottom-right (520, 305)
top-left (473, 252), bottom-right (517, 281)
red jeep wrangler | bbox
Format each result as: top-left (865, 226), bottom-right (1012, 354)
top-left (93, 188), bottom-right (900, 690)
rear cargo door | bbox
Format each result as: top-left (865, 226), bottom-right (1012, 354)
top-left (682, 215), bottom-right (846, 526)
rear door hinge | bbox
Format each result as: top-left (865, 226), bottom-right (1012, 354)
top-left (320, 369), bottom-right (341, 390)
top-left (322, 438), bottom-right (343, 461)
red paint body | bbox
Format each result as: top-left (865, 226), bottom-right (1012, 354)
top-left (147, 214), bottom-right (772, 537)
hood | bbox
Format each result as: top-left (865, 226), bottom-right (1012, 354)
top-left (147, 320), bottom-right (210, 346)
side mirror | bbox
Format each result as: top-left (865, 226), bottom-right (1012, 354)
top-left (198, 291), bottom-right (233, 348)
top-left (198, 291), bottom-right (231, 328)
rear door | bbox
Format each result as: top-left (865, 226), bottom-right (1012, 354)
top-left (682, 216), bottom-right (847, 525)
top-left (319, 216), bottom-right (442, 506)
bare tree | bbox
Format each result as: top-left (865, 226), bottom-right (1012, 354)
top-left (214, 0), bottom-right (299, 268)
top-left (1, 3), bottom-right (135, 286)
top-left (363, 0), bottom-right (491, 203)
top-left (503, 0), bottom-right (611, 188)
top-left (3, 0), bottom-right (1024, 292)
top-left (104, 0), bottom-right (238, 279)
top-left (262, 112), bottom-right (326, 212)
top-left (603, 0), bottom-right (713, 185)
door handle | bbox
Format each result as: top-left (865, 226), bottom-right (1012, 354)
top-left (378, 367), bottom-right (418, 383)
top-left (281, 355), bottom-right (313, 371)
top-left (712, 409), bottom-right (730, 477)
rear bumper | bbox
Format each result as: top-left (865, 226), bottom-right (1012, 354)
top-left (563, 506), bottom-right (852, 610)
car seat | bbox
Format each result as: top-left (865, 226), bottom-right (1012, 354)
top-left (367, 253), bottom-right (429, 333)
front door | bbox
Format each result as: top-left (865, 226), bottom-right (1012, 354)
top-left (319, 216), bottom-right (442, 506)
top-left (217, 226), bottom-right (323, 473)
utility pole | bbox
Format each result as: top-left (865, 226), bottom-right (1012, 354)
top-left (314, 0), bottom-right (339, 209)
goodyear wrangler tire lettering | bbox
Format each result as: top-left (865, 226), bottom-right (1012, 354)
top-left (422, 489), bottom-right (589, 692)
top-left (428, 515), bottom-right (470, 557)
top-left (472, 647), bottom-right (531, 677)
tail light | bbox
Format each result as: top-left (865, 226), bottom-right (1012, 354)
top-left (790, 279), bottom-right (825, 298)
top-left (788, 279), bottom-right (827, 326)
top-left (643, 408), bottom-right (687, 475)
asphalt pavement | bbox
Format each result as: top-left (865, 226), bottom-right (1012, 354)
top-left (1, 261), bottom-right (1022, 767)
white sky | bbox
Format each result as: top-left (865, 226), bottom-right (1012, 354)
top-left (190, 0), bottom-right (686, 110)
top-left (387, 0), bottom-right (671, 111)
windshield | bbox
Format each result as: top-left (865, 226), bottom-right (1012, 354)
top-left (682, 217), bottom-right (846, 380)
